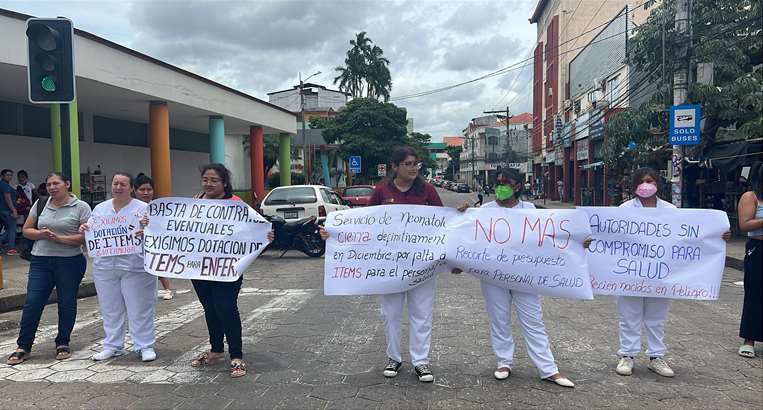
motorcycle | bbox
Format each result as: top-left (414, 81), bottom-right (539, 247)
top-left (264, 214), bottom-right (325, 258)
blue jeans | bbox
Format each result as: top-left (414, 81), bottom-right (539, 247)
top-left (16, 254), bottom-right (87, 352)
top-left (0, 210), bottom-right (15, 248)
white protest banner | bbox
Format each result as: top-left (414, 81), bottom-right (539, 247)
top-left (324, 205), bottom-right (459, 295)
top-left (448, 208), bottom-right (594, 299)
top-left (144, 197), bottom-right (271, 282)
top-left (581, 207), bottom-right (729, 300)
top-left (85, 214), bottom-right (142, 258)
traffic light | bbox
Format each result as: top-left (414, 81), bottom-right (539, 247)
top-left (26, 18), bottom-right (75, 103)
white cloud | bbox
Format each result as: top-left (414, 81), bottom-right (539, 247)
top-left (0, 0), bottom-right (537, 140)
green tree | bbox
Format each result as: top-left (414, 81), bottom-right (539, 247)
top-left (322, 98), bottom-right (408, 182)
top-left (333, 32), bottom-right (392, 101)
top-left (406, 132), bottom-right (437, 176)
top-left (444, 145), bottom-right (463, 180)
top-left (242, 135), bottom-right (299, 187)
top-left (604, 0), bottom-right (762, 169)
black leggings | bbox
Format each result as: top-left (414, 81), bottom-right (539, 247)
top-left (192, 277), bottom-right (243, 359)
top-left (740, 239), bottom-right (763, 342)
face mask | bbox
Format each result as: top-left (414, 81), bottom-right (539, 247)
top-left (635, 182), bottom-right (658, 198)
top-left (495, 185), bottom-right (514, 201)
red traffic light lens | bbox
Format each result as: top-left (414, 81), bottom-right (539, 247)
top-left (35, 54), bottom-right (57, 71)
top-left (27, 24), bottom-right (60, 51)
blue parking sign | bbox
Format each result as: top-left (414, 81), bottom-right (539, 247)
top-left (669, 104), bottom-right (701, 145)
top-left (349, 156), bottom-right (362, 173)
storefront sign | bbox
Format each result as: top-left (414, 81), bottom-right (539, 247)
top-left (554, 145), bottom-right (564, 166)
top-left (576, 138), bottom-right (589, 161)
top-left (575, 112), bottom-right (590, 140)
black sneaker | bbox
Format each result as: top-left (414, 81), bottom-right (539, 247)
top-left (383, 358), bottom-right (402, 378)
top-left (414, 364), bottom-right (434, 382)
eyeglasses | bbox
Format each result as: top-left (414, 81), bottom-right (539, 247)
top-left (202, 178), bottom-right (222, 184)
top-left (400, 161), bottom-right (422, 169)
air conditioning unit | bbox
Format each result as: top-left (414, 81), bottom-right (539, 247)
top-left (563, 99), bottom-right (572, 110)
top-left (593, 77), bottom-right (603, 90)
top-left (573, 100), bottom-right (581, 114)
top-left (547, 87), bottom-right (553, 97)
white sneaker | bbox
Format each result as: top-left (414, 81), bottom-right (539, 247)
top-left (162, 290), bottom-right (173, 300)
top-left (648, 357), bottom-right (675, 377)
top-left (494, 367), bottom-right (511, 380)
top-left (92, 349), bottom-right (125, 361)
top-left (616, 357), bottom-right (634, 376)
top-left (141, 348), bottom-right (156, 362)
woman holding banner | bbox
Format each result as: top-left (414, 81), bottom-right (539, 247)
top-left (457, 168), bottom-right (575, 388)
top-left (80, 173), bottom-right (157, 362)
top-left (187, 164), bottom-right (252, 378)
top-left (134, 174), bottom-right (174, 301)
top-left (6, 172), bottom-right (90, 365)
top-left (737, 162), bottom-right (763, 358)
top-left (322, 147), bottom-right (442, 382)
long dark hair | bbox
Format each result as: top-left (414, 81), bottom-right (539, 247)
top-left (496, 168), bottom-right (523, 198)
top-left (750, 161), bottom-right (763, 199)
top-left (134, 174), bottom-right (154, 190)
top-left (200, 163), bottom-right (233, 199)
top-left (630, 167), bottom-right (661, 193)
top-left (387, 147), bottom-right (425, 195)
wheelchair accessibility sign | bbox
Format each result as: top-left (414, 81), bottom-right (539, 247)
top-left (669, 104), bottom-right (701, 145)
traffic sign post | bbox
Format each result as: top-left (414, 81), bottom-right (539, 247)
top-left (669, 104), bottom-right (701, 145)
top-left (349, 156), bottom-right (362, 174)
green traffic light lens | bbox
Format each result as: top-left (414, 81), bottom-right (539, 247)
top-left (41, 76), bottom-right (57, 92)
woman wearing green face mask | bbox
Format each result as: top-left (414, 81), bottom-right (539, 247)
top-left (461, 168), bottom-right (575, 387)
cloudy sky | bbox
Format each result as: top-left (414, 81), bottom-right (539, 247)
top-left (2, 0), bottom-right (538, 140)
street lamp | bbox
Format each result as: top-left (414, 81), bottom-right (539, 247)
top-left (300, 71), bottom-right (322, 183)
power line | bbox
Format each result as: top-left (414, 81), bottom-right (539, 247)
top-left (391, 0), bottom-right (653, 102)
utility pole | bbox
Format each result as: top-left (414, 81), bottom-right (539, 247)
top-left (299, 71), bottom-right (321, 183)
top-left (484, 106), bottom-right (512, 152)
top-left (671, 0), bottom-right (690, 207)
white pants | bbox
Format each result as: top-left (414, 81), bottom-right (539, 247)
top-left (93, 269), bottom-right (157, 352)
top-left (616, 296), bottom-right (671, 358)
top-left (379, 277), bottom-right (436, 366)
top-left (481, 281), bottom-right (559, 379)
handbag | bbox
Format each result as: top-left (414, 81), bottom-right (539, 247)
top-left (19, 198), bottom-right (46, 262)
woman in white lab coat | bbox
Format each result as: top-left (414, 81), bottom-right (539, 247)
top-left (80, 173), bottom-right (157, 362)
top-left (456, 168), bottom-right (576, 388)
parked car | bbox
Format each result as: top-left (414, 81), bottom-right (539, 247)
top-left (455, 183), bottom-right (471, 193)
top-left (260, 185), bottom-right (349, 223)
top-left (337, 185), bottom-right (375, 207)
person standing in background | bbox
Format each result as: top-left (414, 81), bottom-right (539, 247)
top-left (736, 162), bottom-right (763, 358)
top-left (134, 174), bottom-right (173, 301)
top-left (1, 169), bottom-right (19, 255)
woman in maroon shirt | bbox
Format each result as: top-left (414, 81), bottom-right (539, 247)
top-left (324, 147), bottom-right (442, 382)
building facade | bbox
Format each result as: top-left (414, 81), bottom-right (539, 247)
top-left (529, 0), bottom-right (648, 202)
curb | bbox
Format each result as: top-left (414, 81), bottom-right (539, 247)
top-left (0, 280), bottom-right (97, 314)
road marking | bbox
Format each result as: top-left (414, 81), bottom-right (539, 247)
top-left (0, 288), bottom-right (318, 384)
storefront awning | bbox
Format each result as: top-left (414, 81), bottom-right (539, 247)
top-left (581, 161), bottom-right (604, 170)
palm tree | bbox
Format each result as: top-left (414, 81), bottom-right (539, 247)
top-left (333, 32), bottom-right (392, 101)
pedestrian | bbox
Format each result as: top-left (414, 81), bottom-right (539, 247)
top-left (6, 172), bottom-right (91, 365)
top-left (321, 147), bottom-right (443, 382)
top-left (556, 179), bottom-right (564, 202)
top-left (475, 189), bottom-right (484, 207)
top-left (80, 172), bottom-right (157, 362)
top-left (187, 163), bottom-right (273, 378)
top-left (736, 161), bottom-right (763, 358)
top-left (1, 169), bottom-right (19, 255)
top-left (134, 173), bottom-right (173, 301)
top-left (455, 168), bottom-right (576, 388)
top-left (613, 167), bottom-right (731, 377)
top-left (16, 170), bottom-right (37, 220)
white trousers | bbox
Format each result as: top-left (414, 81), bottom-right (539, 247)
top-left (379, 277), bottom-right (436, 366)
top-left (616, 296), bottom-right (671, 358)
top-left (93, 269), bottom-right (157, 352)
top-left (481, 281), bottom-right (559, 379)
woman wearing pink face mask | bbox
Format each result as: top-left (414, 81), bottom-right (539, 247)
top-left (614, 168), bottom-right (677, 378)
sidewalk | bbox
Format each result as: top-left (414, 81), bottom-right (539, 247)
top-left (531, 199), bottom-right (746, 270)
top-left (0, 255), bottom-right (96, 314)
